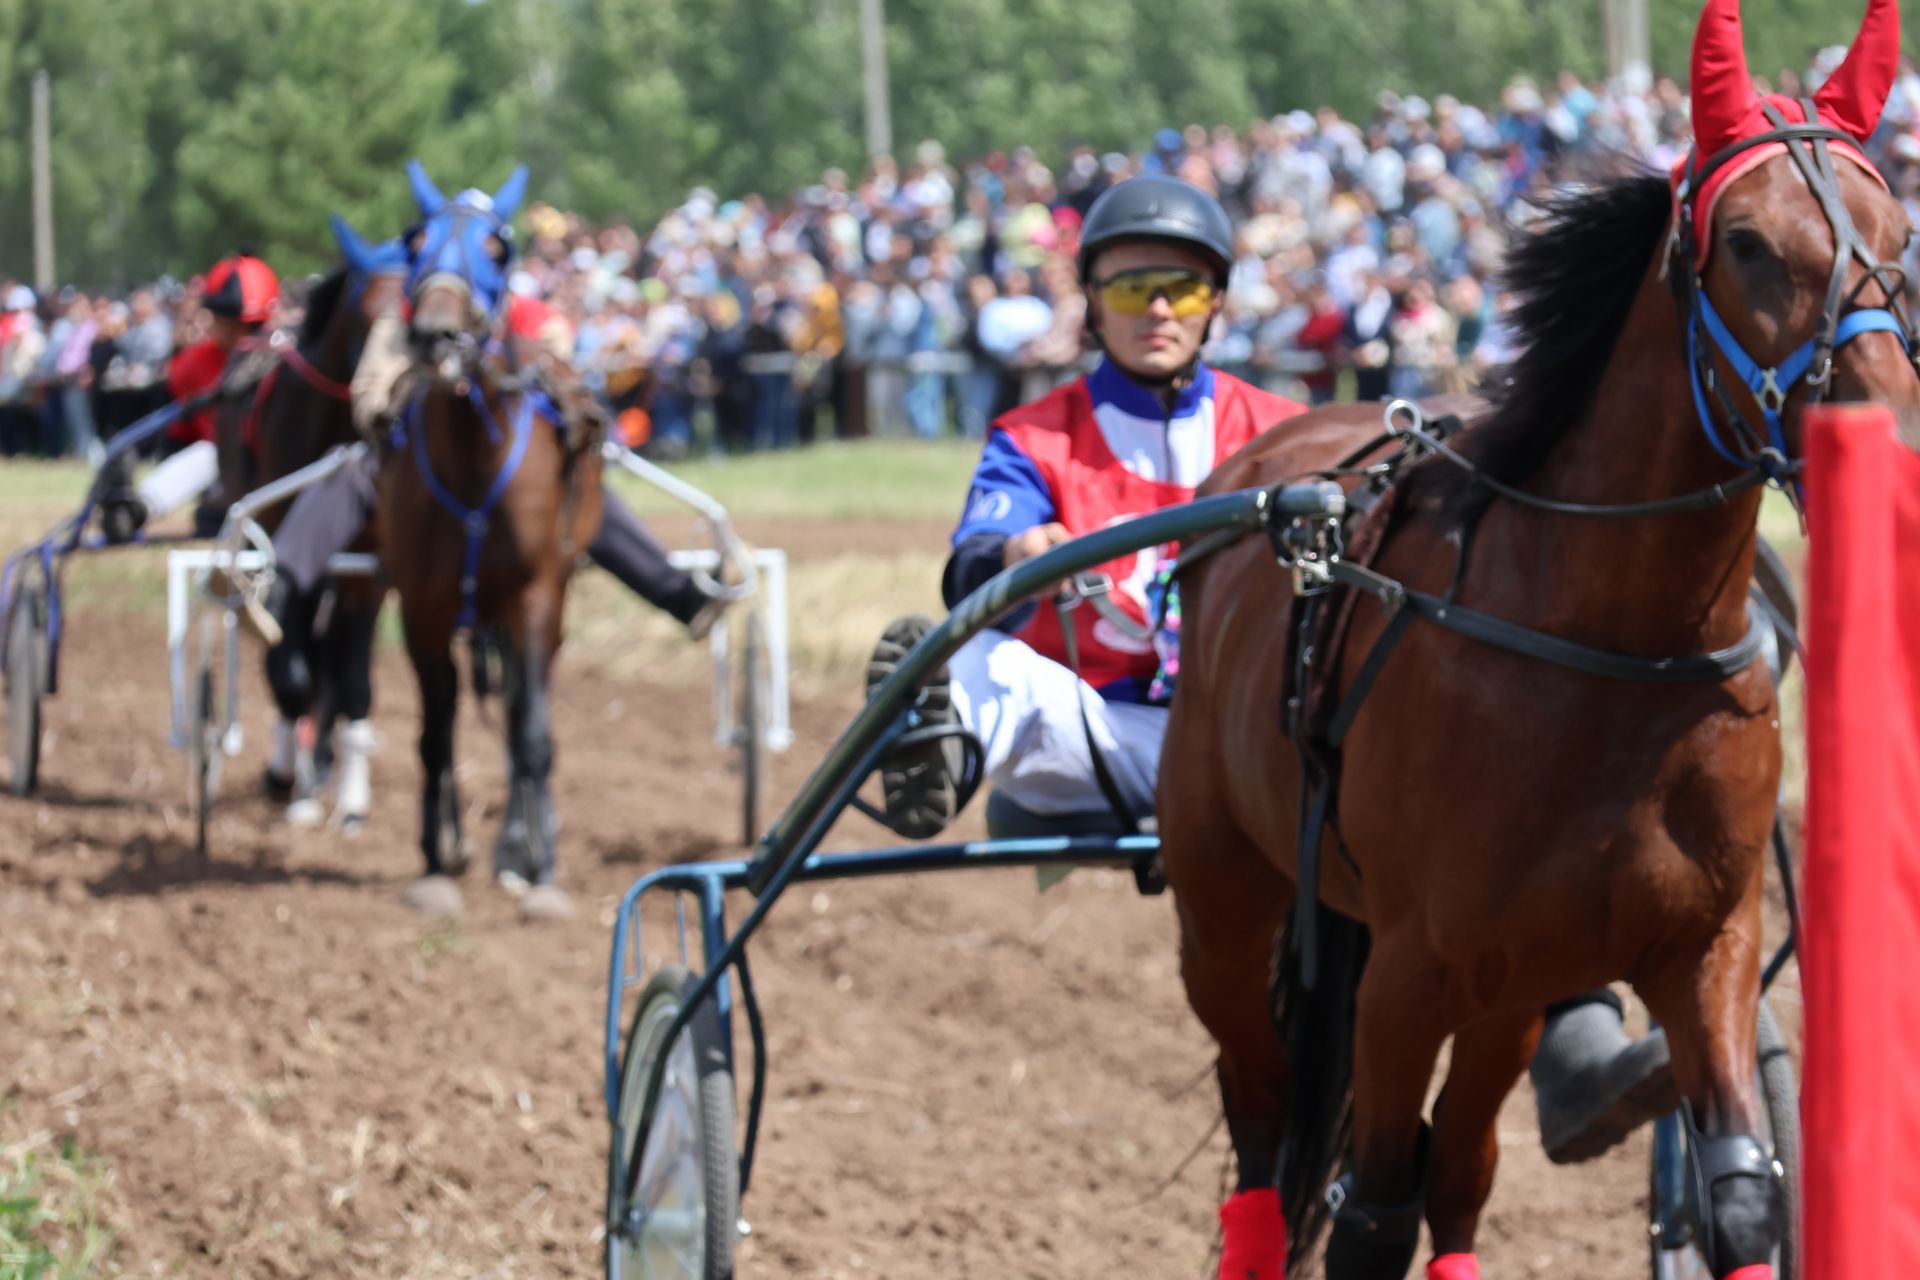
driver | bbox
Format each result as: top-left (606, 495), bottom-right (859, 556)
top-left (863, 174), bottom-right (1304, 834)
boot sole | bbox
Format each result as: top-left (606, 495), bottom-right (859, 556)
top-left (1541, 1057), bottom-right (1679, 1165)
top-left (866, 616), bottom-right (960, 840)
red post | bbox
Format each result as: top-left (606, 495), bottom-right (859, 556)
top-left (1800, 403), bottom-right (1920, 1275)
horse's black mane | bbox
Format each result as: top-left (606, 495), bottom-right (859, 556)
top-left (1465, 170), bottom-right (1674, 486)
top-left (299, 266), bottom-right (350, 349)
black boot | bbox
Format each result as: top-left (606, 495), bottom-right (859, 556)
top-left (261, 577), bottom-right (317, 800)
top-left (864, 615), bottom-right (973, 839)
top-left (94, 456), bottom-right (147, 546)
top-left (263, 578), bottom-right (316, 722)
top-left (1531, 989), bottom-right (1677, 1164)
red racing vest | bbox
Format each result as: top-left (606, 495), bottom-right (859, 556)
top-left (994, 361), bottom-right (1304, 690)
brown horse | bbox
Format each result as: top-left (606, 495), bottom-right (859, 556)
top-left (378, 164), bottom-right (603, 918)
top-left (214, 227), bottom-right (408, 824)
top-left (1160, 2), bottom-right (1917, 1276)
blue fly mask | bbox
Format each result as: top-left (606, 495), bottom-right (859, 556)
top-left (401, 160), bottom-right (529, 382)
top-left (328, 213), bottom-right (410, 300)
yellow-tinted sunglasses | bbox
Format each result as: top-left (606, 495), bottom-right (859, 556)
top-left (1094, 268), bottom-right (1217, 318)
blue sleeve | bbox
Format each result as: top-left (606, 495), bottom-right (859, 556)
top-left (950, 428), bottom-right (1055, 548)
top-left (941, 531), bottom-right (1011, 610)
top-left (940, 430), bottom-right (1054, 627)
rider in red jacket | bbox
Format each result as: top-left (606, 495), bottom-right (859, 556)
top-left (97, 254), bottom-right (282, 543)
top-left (166, 253), bottom-right (280, 447)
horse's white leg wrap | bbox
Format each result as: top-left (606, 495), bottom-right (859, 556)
top-left (269, 718), bottom-right (299, 779)
top-left (335, 718), bottom-right (376, 821)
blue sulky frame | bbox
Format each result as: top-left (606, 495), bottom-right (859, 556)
top-left (0, 398), bottom-right (194, 690)
top-left (601, 485), bottom-right (1283, 1254)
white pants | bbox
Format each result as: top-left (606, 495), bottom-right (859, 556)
top-left (948, 629), bottom-right (1166, 818)
top-left (136, 441), bottom-right (219, 521)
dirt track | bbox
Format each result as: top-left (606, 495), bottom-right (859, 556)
top-left (0, 533), bottom-right (1788, 1278)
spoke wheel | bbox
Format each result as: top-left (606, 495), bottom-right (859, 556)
top-left (6, 583), bottom-right (44, 797)
top-left (608, 966), bottom-right (738, 1280)
top-left (187, 621), bottom-right (227, 859)
top-left (737, 611), bottom-right (767, 850)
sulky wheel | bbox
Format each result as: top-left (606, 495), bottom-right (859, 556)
top-left (6, 582), bottom-right (46, 796)
top-left (607, 966), bottom-right (739, 1280)
top-left (1648, 994), bottom-right (1798, 1280)
top-left (737, 610), bottom-right (767, 850)
top-left (186, 616), bottom-right (229, 861)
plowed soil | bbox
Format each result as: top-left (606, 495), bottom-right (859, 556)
top-left (0, 522), bottom-right (1798, 1279)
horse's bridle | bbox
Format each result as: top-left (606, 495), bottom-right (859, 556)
top-left (1668, 101), bottom-right (1918, 490)
top-left (406, 198), bottom-right (516, 381)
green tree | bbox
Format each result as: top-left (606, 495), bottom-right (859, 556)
top-left (0, 0), bottom-right (1906, 287)
top-left (172, 0), bottom-right (513, 276)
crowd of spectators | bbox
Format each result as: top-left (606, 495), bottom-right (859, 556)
top-left (10, 52), bottom-right (1920, 461)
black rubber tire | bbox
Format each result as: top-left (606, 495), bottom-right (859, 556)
top-left (607, 966), bottom-right (738, 1280)
top-left (738, 612), bottom-right (765, 850)
top-left (190, 665), bottom-right (217, 859)
top-left (1752, 535), bottom-right (1800, 680)
top-left (1756, 997), bottom-right (1799, 1279)
top-left (6, 584), bottom-right (44, 797)
top-left (1648, 995), bottom-right (1797, 1279)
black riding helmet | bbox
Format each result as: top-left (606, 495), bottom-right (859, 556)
top-left (1077, 176), bottom-right (1235, 382)
top-left (1076, 175), bottom-right (1235, 287)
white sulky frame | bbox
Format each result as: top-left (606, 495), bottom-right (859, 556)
top-left (163, 442), bottom-right (792, 762)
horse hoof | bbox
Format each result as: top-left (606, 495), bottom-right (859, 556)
top-left (335, 812), bottom-right (366, 839)
top-left (263, 769), bottom-right (295, 803)
top-left (495, 869), bottom-right (531, 898)
top-left (286, 797), bottom-right (326, 829)
top-left (519, 884), bottom-right (575, 921)
top-left (403, 875), bottom-right (464, 917)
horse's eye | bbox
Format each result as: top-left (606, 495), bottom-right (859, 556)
top-left (1726, 229), bottom-right (1772, 265)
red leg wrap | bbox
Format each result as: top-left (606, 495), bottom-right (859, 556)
top-left (1723, 1268), bottom-right (1772, 1280)
top-left (1427, 1254), bottom-right (1481, 1280)
top-left (1218, 1188), bottom-right (1286, 1280)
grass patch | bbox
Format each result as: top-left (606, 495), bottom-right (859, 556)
top-left (563, 547), bottom-right (947, 696)
top-left (609, 439), bottom-right (978, 523)
top-left (0, 462), bottom-right (89, 508)
top-left (0, 1130), bottom-right (115, 1280)
top-left (416, 917), bottom-right (468, 966)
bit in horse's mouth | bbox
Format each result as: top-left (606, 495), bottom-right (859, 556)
top-left (410, 332), bottom-right (479, 388)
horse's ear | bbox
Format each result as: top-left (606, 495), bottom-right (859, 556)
top-left (492, 166), bottom-right (530, 222)
top-left (373, 236), bottom-right (411, 274)
top-left (1688, 0), bottom-right (1756, 158)
top-left (407, 159), bottom-right (447, 216)
top-left (1814, 0), bottom-right (1900, 142)
top-left (330, 214), bottom-right (378, 273)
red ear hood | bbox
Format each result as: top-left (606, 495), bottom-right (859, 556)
top-left (1816, 0), bottom-right (1902, 142)
top-left (1673, 0), bottom-right (1896, 265)
top-left (1687, 0), bottom-right (1757, 160)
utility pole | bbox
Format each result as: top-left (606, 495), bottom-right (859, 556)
top-left (1604, 0), bottom-right (1651, 93)
top-left (859, 0), bottom-right (893, 159)
top-left (32, 69), bottom-right (54, 293)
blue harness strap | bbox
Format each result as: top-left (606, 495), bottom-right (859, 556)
top-left (399, 384), bottom-right (554, 631)
top-left (1689, 292), bottom-right (1910, 487)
